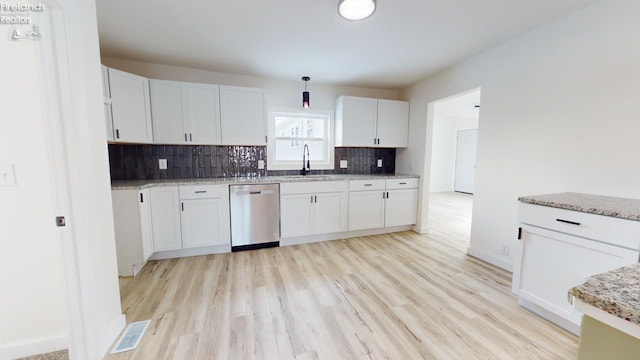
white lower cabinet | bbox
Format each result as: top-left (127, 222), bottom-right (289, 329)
top-left (149, 186), bottom-right (182, 252)
top-left (513, 202), bottom-right (640, 334)
top-left (111, 189), bottom-right (154, 276)
top-left (280, 181), bottom-right (348, 238)
top-left (348, 178), bottom-right (418, 231)
top-left (179, 185), bottom-right (230, 249)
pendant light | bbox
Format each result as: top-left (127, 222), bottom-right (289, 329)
top-left (338, 0), bottom-right (376, 21)
top-left (302, 76), bottom-right (310, 108)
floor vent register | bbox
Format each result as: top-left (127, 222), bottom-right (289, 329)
top-left (110, 320), bottom-right (151, 354)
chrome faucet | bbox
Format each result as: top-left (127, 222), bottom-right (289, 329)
top-left (300, 144), bottom-right (310, 175)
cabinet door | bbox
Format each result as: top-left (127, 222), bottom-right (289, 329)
top-left (109, 68), bottom-right (153, 143)
top-left (377, 99), bottom-right (409, 147)
top-left (314, 192), bottom-right (348, 234)
top-left (384, 188), bottom-right (418, 227)
top-left (111, 190), bottom-right (143, 276)
top-left (335, 96), bottom-right (377, 147)
top-left (138, 189), bottom-right (154, 261)
top-left (101, 66), bottom-right (114, 142)
top-left (181, 198), bottom-right (230, 248)
top-left (150, 79), bottom-right (187, 144)
top-left (518, 225), bottom-right (639, 327)
top-left (186, 83), bottom-right (221, 145)
top-left (348, 191), bottom-right (386, 231)
top-left (281, 194), bottom-right (314, 238)
top-left (149, 187), bottom-right (182, 251)
top-left (220, 86), bottom-right (266, 145)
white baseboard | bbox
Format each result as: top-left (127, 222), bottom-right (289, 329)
top-left (149, 244), bottom-right (231, 261)
top-left (467, 246), bottom-right (513, 272)
top-left (281, 226), bottom-right (413, 247)
top-left (0, 334), bottom-right (67, 359)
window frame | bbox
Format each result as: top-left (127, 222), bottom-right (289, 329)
top-left (267, 107), bottom-right (335, 171)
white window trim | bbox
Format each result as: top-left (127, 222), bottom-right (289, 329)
top-left (267, 106), bottom-right (335, 171)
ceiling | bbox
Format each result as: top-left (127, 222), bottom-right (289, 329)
top-left (95, 0), bottom-right (599, 89)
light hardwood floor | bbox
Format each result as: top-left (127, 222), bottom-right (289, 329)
top-left (108, 192), bottom-right (578, 359)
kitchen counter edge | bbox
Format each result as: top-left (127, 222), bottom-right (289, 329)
top-left (518, 192), bottom-right (640, 222)
top-left (112, 174), bottom-right (420, 190)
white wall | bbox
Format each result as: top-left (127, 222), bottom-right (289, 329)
top-left (101, 57), bottom-right (401, 111)
top-left (430, 116), bottom-right (478, 192)
top-left (0, 19), bottom-right (69, 358)
top-left (0, 0), bottom-right (125, 358)
top-left (398, 0), bottom-right (640, 270)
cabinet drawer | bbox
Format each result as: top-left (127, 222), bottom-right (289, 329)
top-left (280, 181), bottom-right (348, 195)
top-left (386, 178), bottom-right (418, 189)
top-left (179, 184), bottom-right (227, 200)
top-left (519, 202), bottom-right (640, 250)
top-left (349, 179), bottom-right (385, 191)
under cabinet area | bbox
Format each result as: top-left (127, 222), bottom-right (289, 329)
top-left (513, 197), bottom-right (640, 334)
top-left (280, 181), bottom-right (348, 238)
top-left (335, 96), bottom-right (409, 148)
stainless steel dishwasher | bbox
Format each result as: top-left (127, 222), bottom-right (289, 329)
top-left (229, 183), bottom-right (280, 251)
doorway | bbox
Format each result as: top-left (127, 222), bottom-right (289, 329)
top-left (427, 89), bottom-right (480, 246)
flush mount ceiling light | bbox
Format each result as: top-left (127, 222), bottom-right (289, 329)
top-left (338, 0), bottom-right (376, 21)
top-left (302, 76), bottom-right (310, 108)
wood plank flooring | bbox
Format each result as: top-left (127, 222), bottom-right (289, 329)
top-left (107, 192), bottom-right (578, 359)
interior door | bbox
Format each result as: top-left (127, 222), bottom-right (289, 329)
top-left (454, 128), bottom-right (478, 194)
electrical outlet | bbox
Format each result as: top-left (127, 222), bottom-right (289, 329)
top-left (158, 159), bottom-right (167, 170)
top-left (257, 160), bottom-right (265, 170)
top-left (340, 160), bottom-right (348, 169)
top-left (0, 164), bottom-right (16, 186)
top-left (377, 159), bottom-right (383, 168)
top-left (500, 244), bottom-right (511, 256)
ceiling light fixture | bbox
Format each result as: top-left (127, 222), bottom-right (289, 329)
top-left (302, 76), bottom-right (310, 108)
top-left (338, 0), bottom-right (376, 21)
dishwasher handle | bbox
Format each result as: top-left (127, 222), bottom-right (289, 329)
top-left (236, 190), bottom-right (275, 196)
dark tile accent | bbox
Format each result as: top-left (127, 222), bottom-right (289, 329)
top-left (108, 145), bottom-right (396, 181)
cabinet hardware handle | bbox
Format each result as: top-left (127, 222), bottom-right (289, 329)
top-left (517, 227), bottom-right (522, 240)
top-left (556, 218), bottom-right (581, 226)
top-left (181, 202), bottom-right (184, 211)
top-left (190, 133), bottom-right (193, 142)
top-left (116, 129), bottom-right (120, 139)
top-left (399, 182), bottom-right (407, 185)
top-left (314, 195), bottom-right (317, 203)
top-left (140, 193), bottom-right (144, 203)
top-left (184, 133), bottom-right (188, 142)
top-left (311, 196), bottom-right (314, 203)
top-left (195, 190), bottom-right (207, 194)
top-left (386, 192), bottom-right (389, 198)
top-left (364, 184), bottom-right (372, 186)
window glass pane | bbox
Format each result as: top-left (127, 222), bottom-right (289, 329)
top-left (274, 140), bottom-right (326, 162)
top-left (275, 115), bottom-right (325, 138)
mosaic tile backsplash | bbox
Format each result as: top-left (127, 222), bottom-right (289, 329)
top-left (108, 145), bottom-right (396, 180)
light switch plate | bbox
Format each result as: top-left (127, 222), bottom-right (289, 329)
top-left (158, 159), bottom-right (167, 170)
top-left (258, 160), bottom-right (265, 170)
top-left (377, 159), bottom-right (383, 168)
top-left (0, 164), bottom-right (16, 186)
top-left (340, 160), bottom-right (348, 169)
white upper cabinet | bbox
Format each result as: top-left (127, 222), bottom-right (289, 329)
top-left (150, 79), bottom-right (221, 145)
top-left (108, 68), bottom-right (153, 143)
top-left (219, 86), bottom-right (267, 145)
top-left (335, 96), bottom-right (378, 147)
top-left (335, 96), bottom-right (409, 148)
top-left (377, 99), bottom-right (409, 147)
top-left (101, 66), bottom-right (114, 142)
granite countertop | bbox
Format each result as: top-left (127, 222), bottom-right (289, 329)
top-left (518, 192), bottom-right (640, 221)
top-left (569, 263), bottom-right (640, 326)
top-left (112, 174), bottom-right (419, 190)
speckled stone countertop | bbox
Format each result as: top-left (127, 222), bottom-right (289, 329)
top-left (112, 174), bottom-right (419, 190)
top-left (518, 192), bottom-right (640, 221)
top-left (570, 263), bottom-right (640, 326)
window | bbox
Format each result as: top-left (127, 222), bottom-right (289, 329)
top-left (267, 108), bottom-right (334, 170)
